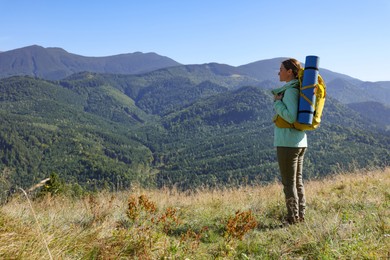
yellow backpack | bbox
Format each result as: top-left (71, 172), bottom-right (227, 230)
top-left (273, 69), bottom-right (326, 131)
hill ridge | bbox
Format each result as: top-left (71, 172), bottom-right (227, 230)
top-left (0, 45), bottom-right (181, 80)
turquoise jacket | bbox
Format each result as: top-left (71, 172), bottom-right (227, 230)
top-left (272, 79), bottom-right (307, 148)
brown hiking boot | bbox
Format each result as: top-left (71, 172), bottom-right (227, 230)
top-left (282, 217), bottom-right (298, 226)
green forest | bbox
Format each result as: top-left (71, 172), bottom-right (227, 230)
top-left (0, 70), bottom-right (389, 197)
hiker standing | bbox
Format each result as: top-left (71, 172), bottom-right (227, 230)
top-left (272, 58), bottom-right (307, 224)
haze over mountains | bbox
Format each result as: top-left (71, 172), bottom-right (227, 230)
top-left (0, 45), bottom-right (389, 192)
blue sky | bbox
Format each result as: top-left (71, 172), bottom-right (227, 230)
top-left (1, 0), bottom-right (389, 81)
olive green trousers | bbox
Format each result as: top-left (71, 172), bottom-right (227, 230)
top-left (277, 147), bottom-right (306, 222)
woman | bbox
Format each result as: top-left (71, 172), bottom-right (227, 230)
top-left (272, 58), bottom-right (307, 224)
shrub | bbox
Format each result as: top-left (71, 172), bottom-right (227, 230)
top-left (225, 210), bottom-right (258, 241)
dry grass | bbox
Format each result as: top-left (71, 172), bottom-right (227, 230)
top-left (1, 167), bottom-right (389, 259)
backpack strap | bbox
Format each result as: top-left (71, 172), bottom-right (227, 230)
top-left (299, 84), bottom-right (317, 109)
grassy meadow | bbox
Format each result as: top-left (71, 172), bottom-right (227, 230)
top-left (0, 167), bottom-right (389, 259)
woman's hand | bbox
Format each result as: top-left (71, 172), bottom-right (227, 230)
top-left (274, 93), bottom-right (283, 101)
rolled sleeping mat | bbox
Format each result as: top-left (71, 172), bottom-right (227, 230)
top-left (297, 55), bottom-right (319, 125)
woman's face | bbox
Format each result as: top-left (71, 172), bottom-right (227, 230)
top-left (279, 64), bottom-right (292, 82)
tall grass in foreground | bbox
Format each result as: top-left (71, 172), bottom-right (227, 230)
top-left (0, 168), bottom-right (389, 259)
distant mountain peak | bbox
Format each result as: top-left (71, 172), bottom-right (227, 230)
top-left (0, 45), bottom-right (181, 80)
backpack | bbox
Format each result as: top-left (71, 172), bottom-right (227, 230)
top-left (273, 68), bottom-right (326, 131)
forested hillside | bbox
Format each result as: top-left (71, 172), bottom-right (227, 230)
top-left (348, 101), bottom-right (390, 130)
top-left (0, 76), bottom-right (156, 193)
top-left (0, 68), bottom-right (389, 194)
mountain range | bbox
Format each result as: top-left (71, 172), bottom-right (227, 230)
top-left (0, 45), bottom-right (181, 80)
top-left (2, 45), bottom-right (389, 106)
top-left (0, 45), bottom-right (389, 193)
